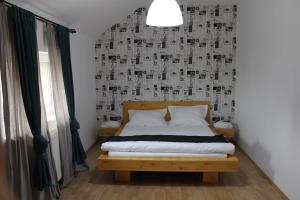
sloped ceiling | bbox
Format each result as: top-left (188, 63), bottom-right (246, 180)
top-left (19, 0), bottom-right (148, 37)
top-left (16, 0), bottom-right (237, 38)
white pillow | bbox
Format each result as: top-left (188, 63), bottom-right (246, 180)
top-left (168, 105), bottom-right (208, 126)
top-left (127, 109), bottom-right (168, 127)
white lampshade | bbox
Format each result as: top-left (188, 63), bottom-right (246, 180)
top-left (146, 0), bottom-right (183, 27)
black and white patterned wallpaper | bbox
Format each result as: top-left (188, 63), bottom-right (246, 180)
top-left (95, 3), bottom-right (237, 126)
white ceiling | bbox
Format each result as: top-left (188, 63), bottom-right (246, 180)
top-left (16, 0), bottom-right (238, 38)
top-left (19, 0), bottom-right (148, 37)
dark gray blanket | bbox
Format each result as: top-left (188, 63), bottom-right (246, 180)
top-left (103, 135), bottom-right (228, 143)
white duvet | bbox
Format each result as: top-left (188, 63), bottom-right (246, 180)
top-left (120, 124), bottom-right (215, 136)
top-left (101, 125), bottom-right (235, 155)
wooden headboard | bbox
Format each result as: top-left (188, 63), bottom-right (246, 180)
top-left (122, 101), bottom-right (212, 125)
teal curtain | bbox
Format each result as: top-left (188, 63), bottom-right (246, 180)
top-left (56, 25), bottom-right (87, 167)
top-left (9, 6), bottom-right (51, 190)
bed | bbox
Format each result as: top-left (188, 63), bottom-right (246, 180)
top-left (97, 101), bottom-right (239, 183)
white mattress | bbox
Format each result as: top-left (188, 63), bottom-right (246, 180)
top-left (102, 141), bottom-right (234, 155)
top-left (108, 151), bottom-right (227, 158)
top-left (101, 125), bottom-right (235, 155)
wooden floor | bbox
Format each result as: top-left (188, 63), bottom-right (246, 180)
top-left (60, 144), bottom-right (288, 200)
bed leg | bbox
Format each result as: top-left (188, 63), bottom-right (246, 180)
top-left (203, 172), bottom-right (219, 183)
top-left (115, 171), bottom-right (131, 182)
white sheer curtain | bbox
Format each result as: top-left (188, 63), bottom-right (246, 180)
top-left (0, 11), bottom-right (5, 144)
top-left (0, 4), bottom-right (33, 199)
top-left (0, 38), bottom-right (12, 200)
top-left (36, 20), bottom-right (63, 182)
top-left (36, 48), bottom-right (61, 200)
top-left (43, 23), bottom-right (74, 186)
top-left (0, 4), bottom-right (59, 200)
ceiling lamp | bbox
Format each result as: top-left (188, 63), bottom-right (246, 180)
top-left (146, 0), bottom-right (183, 27)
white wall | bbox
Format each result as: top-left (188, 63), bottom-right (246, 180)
top-left (70, 33), bottom-right (97, 150)
top-left (235, 0), bottom-right (300, 199)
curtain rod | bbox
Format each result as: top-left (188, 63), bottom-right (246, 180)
top-left (1, 0), bottom-right (76, 34)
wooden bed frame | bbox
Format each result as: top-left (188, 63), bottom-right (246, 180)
top-left (97, 101), bottom-right (239, 183)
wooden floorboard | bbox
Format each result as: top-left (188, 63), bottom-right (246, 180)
top-left (60, 144), bottom-right (288, 200)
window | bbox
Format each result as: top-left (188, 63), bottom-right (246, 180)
top-left (36, 21), bottom-right (57, 134)
top-left (38, 51), bottom-right (57, 133)
top-left (38, 51), bottom-right (56, 124)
